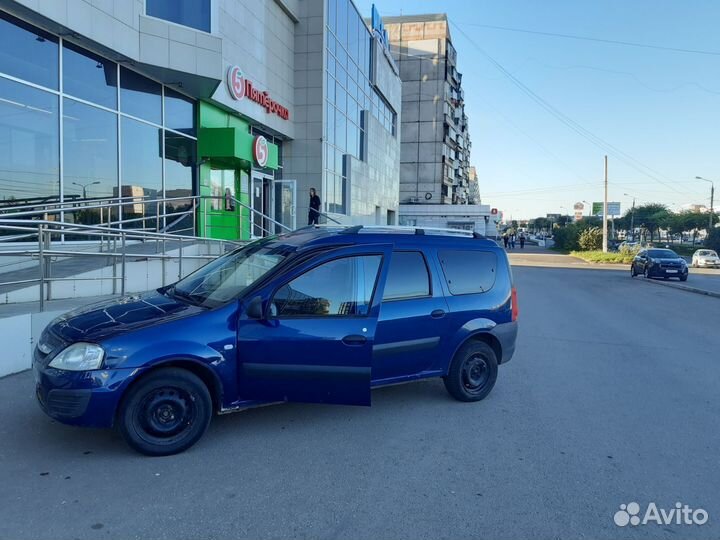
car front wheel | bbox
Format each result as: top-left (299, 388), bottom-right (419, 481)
top-left (118, 368), bottom-right (212, 456)
top-left (630, 264), bottom-right (637, 277)
top-left (644, 266), bottom-right (650, 279)
top-left (444, 341), bottom-right (498, 402)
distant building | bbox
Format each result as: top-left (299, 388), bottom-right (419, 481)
top-left (468, 166), bottom-right (480, 204)
top-left (383, 13), bottom-right (472, 205)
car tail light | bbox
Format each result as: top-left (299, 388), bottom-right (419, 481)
top-left (511, 287), bottom-right (519, 321)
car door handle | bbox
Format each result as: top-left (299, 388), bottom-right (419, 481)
top-left (342, 334), bottom-right (367, 346)
top-left (431, 309), bottom-right (446, 319)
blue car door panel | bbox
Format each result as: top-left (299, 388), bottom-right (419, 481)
top-left (237, 244), bottom-right (393, 406)
top-left (372, 250), bottom-right (450, 382)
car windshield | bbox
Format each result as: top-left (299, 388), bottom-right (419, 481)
top-left (167, 239), bottom-right (293, 308)
top-left (697, 250), bottom-right (717, 257)
top-left (647, 249), bottom-right (679, 259)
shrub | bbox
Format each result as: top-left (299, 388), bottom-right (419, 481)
top-left (570, 250), bottom-right (635, 264)
top-left (553, 224), bottom-right (581, 251)
top-left (578, 227), bottom-right (603, 251)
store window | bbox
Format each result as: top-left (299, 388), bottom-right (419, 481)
top-left (121, 117), bottom-right (163, 228)
top-left (146, 0), bottom-right (211, 33)
top-left (0, 10), bottom-right (198, 234)
top-left (165, 131), bottom-right (196, 233)
top-left (0, 77), bottom-right (59, 207)
top-left (0, 11), bottom-right (58, 89)
top-left (63, 42), bottom-right (117, 109)
top-left (120, 67), bottom-right (161, 124)
top-left (164, 88), bottom-right (196, 136)
top-left (63, 99), bottom-right (118, 224)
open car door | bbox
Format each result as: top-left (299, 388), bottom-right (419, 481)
top-left (237, 243), bottom-right (393, 406)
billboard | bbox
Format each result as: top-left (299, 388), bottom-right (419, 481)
top-left (592, 202), bottom-right (621, 216)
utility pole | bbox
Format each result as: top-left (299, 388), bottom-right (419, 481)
top-left (630, 198), bottom-right (635, 241)
top-left (603, 155), bottom-right (608, 253)
top-left (710, 183), bottom-right (715, 232)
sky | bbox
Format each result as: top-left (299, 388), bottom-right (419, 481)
top-left (353, 0), bottom-right (720, 220)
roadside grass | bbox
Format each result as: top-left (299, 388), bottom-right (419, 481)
top-left (570, 250), bottom-right (634, 264)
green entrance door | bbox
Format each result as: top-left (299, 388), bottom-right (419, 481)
top-left (201, 168), bottom-right (250, 240)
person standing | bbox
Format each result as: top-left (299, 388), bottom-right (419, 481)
top-left (510, 233), bottom-right (516, 249)
top-left (308, 187), bottom-right (321, 225)
top-left (519, 233), bottom-right (525, 249)
top-left (502, 233), bottom-right (509, 249)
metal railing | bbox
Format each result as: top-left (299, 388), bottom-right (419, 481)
top-left (0, 195), bottom-right (249, 311)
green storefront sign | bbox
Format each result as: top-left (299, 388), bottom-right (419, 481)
top-left (196, 101), bottom-right (279, 240)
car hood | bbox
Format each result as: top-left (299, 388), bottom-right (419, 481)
top-left (655, 258), bottom-right (685, 264)
top-left (48, 290), bottom-right (205, 343)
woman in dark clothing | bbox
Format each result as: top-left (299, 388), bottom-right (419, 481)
top-left (308, 187), bottom-right (321, 225)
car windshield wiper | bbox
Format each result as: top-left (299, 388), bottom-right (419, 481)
top-left (163, 285), bottom-right (206, 306)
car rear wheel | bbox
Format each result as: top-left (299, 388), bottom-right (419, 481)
top-left (444, 341), bottom-right (498, 402)
top-left (118, 368), bottom-right (212, 456)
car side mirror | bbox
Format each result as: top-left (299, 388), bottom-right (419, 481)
top-left (246, 296), bottom-right (265, 320)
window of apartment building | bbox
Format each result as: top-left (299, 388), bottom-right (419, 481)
top-left (146, 0), bottom-right (211, 33)
top-left (0, 12), bottom-right (197, 234)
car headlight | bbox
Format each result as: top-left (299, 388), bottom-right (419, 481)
top-left (48, 343), bottom-right (105, 371)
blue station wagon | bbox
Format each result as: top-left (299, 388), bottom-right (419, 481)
top-left (33, 226), bottom-right (519, 455)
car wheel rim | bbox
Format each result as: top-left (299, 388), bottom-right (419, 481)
top-left (462, 354), bottom-right (489, 393)
top-left (139, 387), bottom-right (196, 439)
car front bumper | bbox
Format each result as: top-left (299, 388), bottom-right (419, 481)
top-left (697, 261), bottom-right (720, 268)
top-left (33, 349), bottom-right (141, 428)
top-left (648, 266), bottom-right (688, 277)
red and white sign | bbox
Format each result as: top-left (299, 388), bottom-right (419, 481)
top-left (226, 65), bottom-right (290, 121)
top-left (253, 135), bottom-right (269, 167)
top-left (491, 208), bottom-right (498, 215)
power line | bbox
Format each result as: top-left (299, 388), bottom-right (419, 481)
top-left (455, 22), bottom-right (720, 57)
top-left (450, 21), bottom-right (694, 197)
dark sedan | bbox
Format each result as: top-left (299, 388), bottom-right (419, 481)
top-left (631, 248), bottom-right (688, 281)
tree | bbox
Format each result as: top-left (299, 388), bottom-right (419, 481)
top-left (633, 204), bottom-right (670, 242)
top-left (706, 227), bottom-right (720, 251)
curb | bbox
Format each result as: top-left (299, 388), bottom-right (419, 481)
top-left (641, 277), bottom-right (720, 299)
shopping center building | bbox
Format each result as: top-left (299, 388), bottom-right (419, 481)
top-left (0, 0), bottom-right (401, 240)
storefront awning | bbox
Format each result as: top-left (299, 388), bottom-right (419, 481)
top-left (198, 127), bottom-right (279, 170)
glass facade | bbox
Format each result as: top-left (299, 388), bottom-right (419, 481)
top-left (324, 0), bottom-right (397, 215)
top-left (0, 10), bottom-right (197, 233)
top-left (146, 0), bottom-right (211, 33)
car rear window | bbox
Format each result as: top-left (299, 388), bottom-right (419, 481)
top-left (383, 251), bottom-right (430, 301)
top-left (438, 250), bottom-right (497, 295)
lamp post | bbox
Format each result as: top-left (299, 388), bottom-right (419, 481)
top-left (695, 176), bottom-right (715, 233)
top-left (72, 181), bottom-right (100, 199)
top-left (624, 193), bottom-right (636, 241)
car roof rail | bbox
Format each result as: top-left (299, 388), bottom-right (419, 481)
top-left (340, 225), bottom-right (486, 239)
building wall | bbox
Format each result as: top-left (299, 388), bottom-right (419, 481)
top-left (281, 0), bottom-right (401, 227)
top-left (398, 204), bottom-right (499, 237)
top-left (384, 14), bottom-right (472, 206)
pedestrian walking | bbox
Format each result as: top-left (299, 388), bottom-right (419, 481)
top-left (502, 233), bottom-right (509, 249)
top-left (308, 187), bottom-right (321, 225)
top-left (510, 234), bottom-right (516, 249)
top-left (519, 233), bottom-right (525, 249)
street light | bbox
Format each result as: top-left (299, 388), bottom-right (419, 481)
top-left (72, 181), bottom-right (100, 199)
top-left (624, 193), bottom-right (636, 241)
top-left (695, 176), bottom-right (715, 233)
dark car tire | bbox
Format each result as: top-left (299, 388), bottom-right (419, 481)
top-left (118, 368), bottom-right (212, 456)
top-left (630, 265), bottom-right (637, 277)
top-left (444, 341), bottom-right (498, 402)
top-left (644, 266), bottom-right (650, 279)
top-left (680, 274), bottom-right (688, 282)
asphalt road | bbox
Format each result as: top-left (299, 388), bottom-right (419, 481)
top-left (1, 265), bottom-right (719, 540)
